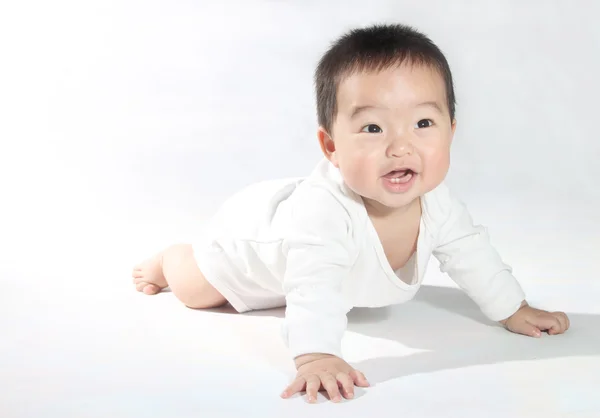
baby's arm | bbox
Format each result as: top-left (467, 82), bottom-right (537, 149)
top-left (278, 186), bottom-right (368, 402)
top-left (431, 185), bottom-right (569, 334)
top-left (280, 234), bottom-right (369, 402)
top-left (431, 186), bottom-right (526, 322)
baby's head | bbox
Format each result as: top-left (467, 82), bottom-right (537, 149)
top-left (314, 24), bottom-right (457, 213)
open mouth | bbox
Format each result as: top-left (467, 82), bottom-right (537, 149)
top-left (383, 169), bottom-right (415, 184)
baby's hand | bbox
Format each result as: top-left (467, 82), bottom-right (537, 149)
top-left (280, 353), bottom-right (369, 403)
top-left (501, 301), bottom-right (570, 337)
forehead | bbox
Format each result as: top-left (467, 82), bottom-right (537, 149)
top-left (336, 63), bottom-right (447, 113)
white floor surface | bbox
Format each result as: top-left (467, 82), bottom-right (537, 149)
top-left (2, 200), bottom-right (599, 418)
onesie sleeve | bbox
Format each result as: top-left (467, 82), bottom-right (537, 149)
top-left (280, 185), bottom-right (357, 360)
top-left (431, 185), bottom-right (526, 322)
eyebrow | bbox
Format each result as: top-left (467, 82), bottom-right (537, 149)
top-left (416, 101), bottom-right (444, 113)
top-left (350, 105), bottom-right (383, 119)
top-left (349, 101), bottom-right (444, 119)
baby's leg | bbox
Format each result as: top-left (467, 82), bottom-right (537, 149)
top-left (132, 244), bottom-right (227, 309)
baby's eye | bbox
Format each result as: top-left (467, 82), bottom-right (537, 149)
top-left (415, 119), bottom-right (434, 129)
top-left (361, 124), bottom-right (382, 133)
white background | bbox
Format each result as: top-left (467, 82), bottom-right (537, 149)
top-left (1, 1), bottom-right (599, 417)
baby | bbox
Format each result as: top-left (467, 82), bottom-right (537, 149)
top-left (132, 23), bottom-right (570, 403)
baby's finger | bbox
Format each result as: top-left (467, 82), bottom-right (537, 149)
top-left (553, 312), bottom-right (569, 333)
top-left (305, 375), bottom-right (321, 403)
top-left (511, 320), bottom-right (542, 337)
top-left (321, 374), bottom-right (342, 402)
top-left (349, 369), bottom-right (370, 387)
top-left (336, 373), bottom-right (355, 399)
top-left (281, 377), bottom-right (306, 399)
top-left (533, 314), bottom-right (562, 335)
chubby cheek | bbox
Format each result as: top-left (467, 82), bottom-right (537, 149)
top-left (337, 147), bottom-right (378, 191)
top-left (422, 147), bottom-right (450, 189)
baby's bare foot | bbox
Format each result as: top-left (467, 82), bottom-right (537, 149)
top-left (132, 253), bottom-right (168, 295)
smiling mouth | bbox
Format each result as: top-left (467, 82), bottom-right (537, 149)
top-left (383, 169), bottom-right (415, 184)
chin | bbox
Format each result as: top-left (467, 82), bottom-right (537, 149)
top-left (355, 183), bottom-right (420, 210)
top-left (363, 192), bottom-right (418, 211)
top-left (385, 195), bottom-right (419, 208)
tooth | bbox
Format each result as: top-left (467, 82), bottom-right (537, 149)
top-left (389, 172), bottom-right (413, 184)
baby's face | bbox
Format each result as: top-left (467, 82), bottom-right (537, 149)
top-left (323, 63), bottom-right (456, 213)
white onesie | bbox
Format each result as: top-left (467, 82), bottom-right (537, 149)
top-left (192, 158), bottom-right (525, 359)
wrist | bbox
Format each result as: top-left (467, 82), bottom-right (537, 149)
top-left (499, 300), bottom-right (528, 325)
top-left (294, 353), bottom-right (336, 369)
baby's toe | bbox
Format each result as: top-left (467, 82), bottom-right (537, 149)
top-left (136, 282), bottom-right (148, 292)
top-left (143, 284), bottom-right (160, 295)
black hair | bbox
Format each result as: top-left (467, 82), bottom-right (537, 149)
top-left (315, 23), bottom-right (456, 134)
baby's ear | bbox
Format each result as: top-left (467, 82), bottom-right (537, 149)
top-left (317, 127), bottom-right (339, 167)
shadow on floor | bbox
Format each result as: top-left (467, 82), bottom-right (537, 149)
top-left (204, 285), bottom-right (600, 385)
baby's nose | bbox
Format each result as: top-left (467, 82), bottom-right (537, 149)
top-left (388, 135), bottom-right (414, 157)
